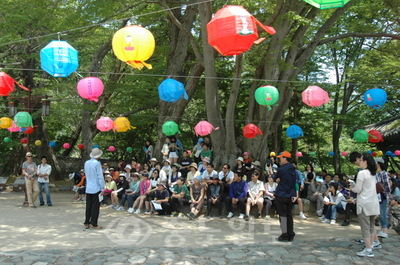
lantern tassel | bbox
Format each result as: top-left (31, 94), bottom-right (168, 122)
top-left (126, 61), bottom-right (153, 70)
top-left (14, 80), bottom-right (29, 91)
top-left (253, 18), bottom-right (276, 35)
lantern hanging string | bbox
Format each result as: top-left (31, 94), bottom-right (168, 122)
top-left (0, 0), bottom-right (214, 48)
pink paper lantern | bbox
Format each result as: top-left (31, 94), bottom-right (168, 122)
top-left (296, 152), bottom-right (303, 157)
top-left (341, 151), bottom-right (348, 156)
top-left (194, 121), bottom-right (219, 136)
top-left (302, 86), bottom-right (330, 107)
top-left (77, 77), bottom-right (104, 102)
top-left (108, 146), bottom-right (116, 152)
top-left (7, 121), bottom-right (20, 132)
top-left (96, 117), bottom-right (114, 132)
top-left (394, 150), bottom-right (400, 156)
top-left (63, 143), bottom-right (70, 149)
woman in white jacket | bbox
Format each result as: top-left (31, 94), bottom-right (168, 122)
top-left (351, 153), bottom-right (380, 257)
top-left (319, 182), bottom-right (347, 225)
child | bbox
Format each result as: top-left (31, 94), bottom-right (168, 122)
top-left (389, 195), bottom-right (400, 235)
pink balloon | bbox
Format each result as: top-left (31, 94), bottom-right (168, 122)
top-left (108, 146), bottom-right (116, 152)
top-left (7, 121), bottom-right (20, 132)
top-left (77, 77), bottom-right (104, 102)
top-left (394, 150), bottom-right (400, 156)
top-left (194, 121), bottom-right (219, 136)
top-left (296, 152), bottom-right (303, 157)
top-left (96, 117), bottom-right (115, 132)
top-left (302, 86), bottom-right (330, 107)
top-left (341, 151), bottom-right (348, 156)
top-left (63, 143), bottom-right (70, 149)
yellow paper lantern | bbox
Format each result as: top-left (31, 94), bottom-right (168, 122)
top-left (376, 150), bottom-right (383, 156)
top-left (35, 140), bottom-right (42, 146)
top-left (114, 117), bottom-right (136, 132)
top-left (0, 117), bottom-right (12, 129)
top-left (112, 25), bottom-right (155, 70)
top-left (270, 152), bottom-right (276, 157)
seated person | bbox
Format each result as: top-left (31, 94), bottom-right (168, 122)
top-left (132, 173), bottom-right (151, 214)
top-left (225, 172), bottom-right (248, 219)
top-left (245, 172), bottom-right (265, 220)
top-left (320, 182), bottom-right (346, 225)
top-left (307, 173), bottom-right (328, 216)
top-left (111, 174), bottom-right (130, 210)
top-left (219, 164), bottom-right (234, 184)
top-left (153, 183), bottom-right (171, 215)
top-left (102, 174), bottom-right (117, 205)
top-left (144, 169), bottom-right (165, 215)
top-left (122, 173), bottom-right (141, 213)
top-left (187, 177), bottom-right (205, 220)
top-left (168, 164), bottom-right (182, 188)
top-left (197, 157), bottom-right (209, 174)
top-left (202, 163), bottom-right (217, 185)
top-left (170, 177), bottom-right (190, 217)
top-left (207, 175), bottom-right (224, 218)
top-left (179, 151), bottom-right (192, 179)
top-left (75, 169), bottom-right (86, 201)
top-left (186, 163), bottom-right (200, 185)
top-left (389, 195), bottom-right (400, 235)
top-left (264, 175), bottom-right (278, 219)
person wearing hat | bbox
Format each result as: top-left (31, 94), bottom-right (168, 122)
top-left (207, 174), bottom-right (224, 218)
top-left (22, 152), bottom-right (39, 208)
top-left (234, 157), bottom-right (247, 177)
top-left (75, 170), bottom-right (87, 201)
top-left (168, 163), bottom-right (182, 188)
top-left (273, 151), bottom-right (296, 242)
top-left (226, 171), bottom-right (248, 219)
top-left (198, 157), bottom-right (210, 174)
top-left (112, 174), bottom-right (130, 211)
top-left (153, 183), bottom-right (171, 215)
top-left (187, 176), bottom-right (205, 220)
top-left (102, 174), bottom-right (117, 206)
top-left (375, 158), bottom-right (391, 238)
top-left (83, 148), bottom-right (105, 229)
top-left (162, 159), bottom-right (172, 175)
top-left (37, 156), bottom-right (52, 206)
top-left (389, 195), bottom-right (400, 235)
top-left (121, 173), bottom-right (141, 213)
top-left (186, 163), bottom-right (200, 185)
top-left (243, 152), bottom-right (253, 171)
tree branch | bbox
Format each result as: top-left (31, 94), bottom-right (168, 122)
top-left (318, 32), bottom-right (400, 46)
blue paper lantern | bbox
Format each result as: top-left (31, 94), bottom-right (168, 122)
top-left (286, 125), bottom-right (304, 139)
top-left (329, 151), bottom-right (334, 156)
top-left (366, 151), bottom-right (372, 154)
top-left (385, 151), bottom-right (393, 156)
top-left (158, 78), bottom-right (188, 103)
top-left (49, 141), bottom-right (56, 147)
top-left (93, 145), bottom-right (99, 148)
top-left (40, 40), bottom-right (79, 77)
top-left (363, 88), bottom-right (387, 109)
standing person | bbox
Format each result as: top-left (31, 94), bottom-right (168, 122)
top-left (273, 151), bottom-right (296, 242)
top-left (375, 158), bottom-right (391, 238)
top-left (84, 148), bottom-right (105, 229)
top-left (37, 156), bottom-right (52, 206)
top-left (350, 153), bottom-right (380, 257)
top-left (144, 139), bottom-right (153, 163)
top-left (161, 137), bottom-right (170, 161)
top-left (22, 152), bottom-right (38, 209)
top-left (179, 150), bottom-right (192, 179)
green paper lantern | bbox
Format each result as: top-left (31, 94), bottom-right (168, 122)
top-left (255, 85), bottom-right (279, 110)
top-left (353, 129), bottom-right (369, 142)
top-left (162, 121), bottom-right (179, 136)
top-left (126, 147), bottom-right (133, 153)
top-left (3, 137), bottom-right (11, 143)
top-left (310, 152), bottom-right (316, 157)
top-left (14, 112), bottom-right (33, 128)
top-left (302, 0), bottom-right (351, 9)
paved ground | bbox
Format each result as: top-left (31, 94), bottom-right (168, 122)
top-left (0, 191), bottom-right (399, 264)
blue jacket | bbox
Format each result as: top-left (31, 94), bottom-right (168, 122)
top-left (274, 162), bottom-right (296, 198)
top-left (229, 180), bottom-right (248, 199)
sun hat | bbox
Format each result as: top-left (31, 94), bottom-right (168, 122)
top-left (26, 152), bottom-right (35, 157)
top-left (149, 158), bottom-right (157, 162)
top-left (393, 195), bottom-right (400, 203)
top-left (252, 161), bottom-right (261, 166)
top-left (237, 157), bottom-right (244, 162)
top-left (375, 158), bottom-right (385, 164)
top-left (277, 151), bottom-right (292, 158)
top-left (243, 152), bottom-right (250, 156)
top-left (203, 157), bottom-right (210, 163)
top-left (79, 169), bottom-right (84, 173)
top-left (164, 159), bottom-right (171, 164)
top-left (105, 175), bottom-right (112, 179)
top-left (89, 148), bottom-right (103, 159)
top-left (189, 163), bottom-right (198, 170)
top-left (157, 183), bottom-right (167, 189)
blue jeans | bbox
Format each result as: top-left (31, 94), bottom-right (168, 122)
top-left (379, 199), bottom-right (388, 228)
top-left (38, 182), bottom-right (52, 205)
top-left (325, 204), bottom-right (344, 220)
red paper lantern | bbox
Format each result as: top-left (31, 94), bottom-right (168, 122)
top-left (302, 86), bottom-right (330, 107)
top-left (0, 72), bottom-right (29, 96)
top-left (372, 152), bottom-right (377, 157)
top-left (20, 138), bottom-right (28, 144)
top-left (78, 143), bottom-right (85, 150)
top-left (23, 126), bottom-right (35, 134)
top-left (242, 124), bottom-right (263, 138)
top-left (207, 5), bottom-right (276, 56)
top-left (368, 130), bottom-right (384, 143)
top-left (108, 146), bottom-right (116, 152)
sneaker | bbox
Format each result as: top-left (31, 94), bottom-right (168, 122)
top-left (29, 206), bottom-right (36, 209)
top-left (171, 212), bottom-right (178, 217)
top-left (257, 212), bottom-right (262, 219)
top-left (317, 209), bottom-right (323, 216)
top-left (82, 200), bottom-right (86, 204)
top-left (227, 212), bottom-right (234, 218)
top-left (264, 215), bottom-right (271, 220)
top-left (127, 208), bottom-right (134, 213)
top-left (373, 241), bottom-right (382, 249)
top-left (319, 216), bottom-right (325, 221)
top-left (321, 219), bottom-right (331, 223)
top-left (355, 238), bottom-right (365, 244)
top-left (341, 219), bottom-right (350, 226)
top-left (206, 214), bottom-right (212, 219)
top-left (187, 212), bottom-right (195, 220)
top-left (150, 211), bottom-right (156, 215)
top-left (299, 213), bottom-right (307, 220)
top-left (330, 219), bottom-right (336, 225)
top-left (133, 209), bottom-right (141, 214)
top-left (238, 213), bottom-right (244, 219)
top-left (117, 206), bottom-right (125, 211)
top-left (144, 210), bottom-right (151, 215)
top-left (244, 215), bottom-right (250, 221)
top-left (377, 230), bottom-right (388, 238)
top-left (219, 214), bottom-right (223, 219)
top-left (108, 204), bottom-right (116, 209)
top-left (178, 213), bottom-right (185, 218)
top-left (357, 248), bottom-right (374, 257)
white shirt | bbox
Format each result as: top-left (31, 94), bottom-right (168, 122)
top-left (218, 170), bottom-right (234, 181)
top-left (248, 180), bottom-right (265, 198)
top-left (37, 164), bottom-right (52, 183)
top-left (202, 170), bottom-right (218, 180)
top-left (352, 169), bottom-right (380, 216)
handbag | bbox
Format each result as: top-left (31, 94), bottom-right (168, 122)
top-left (375, 176), bottom-right (385, 194)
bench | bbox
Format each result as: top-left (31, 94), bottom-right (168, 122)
top-left (0, 177), bottom-right (8, 192)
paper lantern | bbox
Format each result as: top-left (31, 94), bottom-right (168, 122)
top-left (329, 151), bottom-right (335, 156)
top-left (96, 117), bottom-right (114, 132)
top-left (23, 126), bottom-right (34, 134)
top-left (93, 145), bottom-right (99, 148)
top-left (7, 121), bottom-right (20, 132)
top-left (35, 140), bottom-right (42, 146)
top-left (297, 152), bottom-right (303, 157)
top-left (20, 138), bottom-right (28, 144)
top-left (14, 112), bottom-right (33, 128)
top-left (372, 152), bottom-right (377, 157)
top-left (207, 5), bottom-right (276, 56)
top-left (363, 88), bottom-right (387, 109)
top-left (242, 124), bottom-right (263, 139)
top-left (368, 130), bottom-right (384, 143)
top-left (108, 146), bottom-right (116, 152)
top-left (310, 152), bottom-right (316, 157)
top-left (0, 117), bottom-right (13, 129)
top-left (162, 121), bottom-right (180, 136)
top-left (0, 72), bottom-right (29, 96)
top-left (78, 143), bottom-right (85, 150)
top-left (40, 40), bottom-right (78, 77)
top-left (112, 25), bottom-right (155, 70)
top-left (49, 141), bottom-right (56, 147)
top-left (394, 150), bottom-right (400, 156)
top-left (126, 147), bottom-right (133, 153)
top-left (286, 125), bottom-right (304, 139)
top-left (77, 77), bottom-right (104, 102)
top-left (302, 0), bottom-right (351, 9)
top-left (376, 150), bottom-right (383, 156)
top-left (114, 117), bottom-right (136, 132)
top-left (366, 151), bottom-right (372, 155)
top-left (255, 85), bottom-right (279, 110)
top-left (158, 79), bottom-right (188, 103)
top-left (3, 137), bottom-right (11, 143)
top-left (385, 151), bottom-right (392, 156)
top-left (63, 143), bottom-right (70, 149)
top-left (302, 86), bottom-right (330, 107)
top-left (353, 129), bottom-right (368, 142)
top-left (341, 151), bottom-right (348, 156)
top-left (194, 121), bottom-right (219, 136)
top-left (270, 152), bottom-right (276, 157)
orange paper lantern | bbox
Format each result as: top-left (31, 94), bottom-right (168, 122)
top-left (0, 72), bottom-right (29, 96)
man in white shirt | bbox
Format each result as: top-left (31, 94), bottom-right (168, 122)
top-left (202, 163), bottom-right (218, 185)
top-left (218, 163), bottom-right (234, 184)
top-left (37, 156), bottom-right (52, 206)
top-left (245, 172), bottom-right (265, 220)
